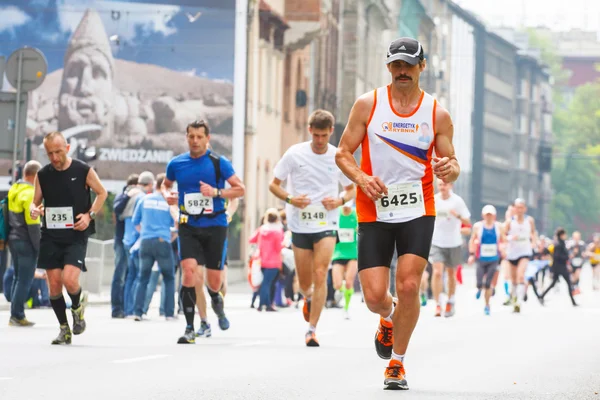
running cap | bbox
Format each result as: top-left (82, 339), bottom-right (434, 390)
top-left (481, 205), bottom-right (497, 215)
top-left (386, 37), bottom-right (424, 65)
top-left (138, 171), bottom-right (155, 186)
top-left (514, 198), bottom-right (526, 206)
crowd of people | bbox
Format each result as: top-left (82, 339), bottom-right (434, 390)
top-left (3, 35), bottom-right (600, 393)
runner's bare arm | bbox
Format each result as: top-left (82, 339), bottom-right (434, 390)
top-left (336, 92), bottom-right (387, 200)
top-left (220, 175), bottom-right (245, 199)
top-left (269, 177), bottom-right (310, 209)
top-left (433, 105), bottom-right (460, 183)
top-left (161, 177), bottom-right (179, 206)
top-left (468, 223), bottom-right (479, 252)
top-left (32, 173), bottom-right (43, 207)
top-left (163, 177), bottom-right (174, 191)
top-left (529, 217), bottom-right (538, 247)
top-left (342, 184), bottom-right (356, 203)
top-left (29, 173), bottom-right (44, 219)
top-left (86, 167), bottom-right (108, 214)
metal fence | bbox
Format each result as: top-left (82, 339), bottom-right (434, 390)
top-left (80, 239), bottom-right (246, 295)
top-left (80, 238), bottom-right (114, 294)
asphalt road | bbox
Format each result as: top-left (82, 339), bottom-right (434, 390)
top-left (1, 267), bottom-right (599, 400)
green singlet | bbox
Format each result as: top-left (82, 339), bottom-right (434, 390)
top-left (332, 209), bottom-right (358, 261)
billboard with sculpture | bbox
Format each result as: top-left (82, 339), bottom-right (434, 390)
top-left (0, 0), bottom-right (238, 180)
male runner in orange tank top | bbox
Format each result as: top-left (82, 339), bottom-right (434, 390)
top-left (336, 37), bottom-right (460, 390)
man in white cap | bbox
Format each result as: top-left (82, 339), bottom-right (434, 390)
top-left (468, 205), bottom-right (505, 315)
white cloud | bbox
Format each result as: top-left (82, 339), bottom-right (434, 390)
top-left (56, 0), bottom-right (181, 41)
top-left (180, 68), bottom-right (197, 76)
top-left (0, 6), bottom-right (31, 33)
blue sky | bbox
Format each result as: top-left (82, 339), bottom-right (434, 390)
top-left (0, 0), bottom-right (237, 81)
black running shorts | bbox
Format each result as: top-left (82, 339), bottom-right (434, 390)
top-left (178, 224), bottom-right (228, 270)
top-left (291, 230), bottom-right (337, 250)
top-left (358, 216), bottom-right (435, 272)
top-left (38, 236), bottom-right (88, 271)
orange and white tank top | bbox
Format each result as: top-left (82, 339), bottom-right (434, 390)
top-left (357, 85), bottom-right (436, 224)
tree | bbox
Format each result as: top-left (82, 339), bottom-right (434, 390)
top-left (527, 29), bottom-right (600, 238)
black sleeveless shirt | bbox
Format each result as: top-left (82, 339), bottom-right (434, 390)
top-left (38, 158), bottom-right (95, 242)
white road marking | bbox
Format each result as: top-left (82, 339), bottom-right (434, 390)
top-left (113, 354), bottom-right (169, 364)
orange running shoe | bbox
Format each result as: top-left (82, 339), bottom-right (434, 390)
top-left (435, 305), bottom-right (441, 317)
top-left (444, 302), bottom-right (455, 317)
top-left (305, 331), bottom-right (319, 347)
top-left (384, 359), bottom-right (408, 390)
top-left (374, 318), bottom-right (393, 359)
top-left (302, 298), bottom-right (311, 322)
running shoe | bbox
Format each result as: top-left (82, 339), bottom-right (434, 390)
top-left (384, 359), bottom-right (408, 390)
top-left (305, 331), bottom-right (319, 347)
top-left (374, 318), bottom-right (393, 359)
top-left (71, 291), bottom-right (88, 335)
top-left (302, 298), bottom-right (311, 322)
top-left (8, 316), bottom-right (35, 327)
top-left (51, 324), bottom-right (72, 345)
top-left (178, 327), bottom-right (196, 344)
top-left (211, 292), bottom-right (230, 330)
top-left (196, 321), bottom-right (212, 337)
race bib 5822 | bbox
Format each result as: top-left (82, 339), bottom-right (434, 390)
top-left (184, 193), bottom-right (213, 215)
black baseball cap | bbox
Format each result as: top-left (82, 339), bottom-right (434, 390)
top-left (386, 37), bottom-right (424, 65)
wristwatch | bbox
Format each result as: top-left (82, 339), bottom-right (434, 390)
top-left (286, 195), bottom-right (293, 204)
top-left (217, 189), bottom-right (222, 197)
top-left (89, 211), bottom-right (97, 220)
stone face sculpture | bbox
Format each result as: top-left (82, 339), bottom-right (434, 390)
top-left (58, 9), bottom-right (115, 139)
top-left (19, 7), bottom-right (235, 180)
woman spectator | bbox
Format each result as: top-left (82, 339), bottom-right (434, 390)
top-left (249, 209), bottom-right (284, 312)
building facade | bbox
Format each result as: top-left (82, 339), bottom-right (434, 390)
top-left (243, 0), bottom-right (289, 251)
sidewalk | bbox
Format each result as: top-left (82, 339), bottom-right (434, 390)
top-left (0, 266), bottom-right (249, 312)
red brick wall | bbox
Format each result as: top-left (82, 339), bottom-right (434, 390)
top-left (285, 0), bottom-right (320, 21)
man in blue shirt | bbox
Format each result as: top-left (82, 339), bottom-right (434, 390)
top-left (163, 120), bottom-right (245, 344)
top-left (132, 173), bottom-right (177, 320)
top-left (121, 172), bottom-right (155, 317)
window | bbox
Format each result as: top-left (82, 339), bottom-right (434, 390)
top-left (485, 91), bottom-right (513, 117)
top-left (520, 79), bottom-right (527, 97)
top-left (528, 190), bottom-right (535, 207)
top-left (518, 151), bottom-right (526, 170)
top-left (519, 115), bottom-right (527, 134)
top-left (265, 51), bottom-right (272, 111)
top-left (529, 154), bottom-right (538, 173)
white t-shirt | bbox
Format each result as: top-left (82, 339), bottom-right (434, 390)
top-left (431, 192), bottom-right (471, 248)
top-left (273, 142), bottom-right (352, 234)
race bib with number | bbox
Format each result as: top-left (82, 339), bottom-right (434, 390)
top-left (299, 206), bottom-right (328, 228)
top-left (571, 257), bottom-right (583, 267)
top-left (46, 207), bottom-right (74, 229)
top-left (480, 244), bottom-right (498, 258)
top-left (184, 193), bottom-right (213, 215)
top-left (376, 182), bottom-right (425, 219)
top-left (338, 228), bottom-right (355, 243)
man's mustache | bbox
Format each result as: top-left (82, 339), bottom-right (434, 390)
top-left (395, 75), bottom-right (412, 81)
